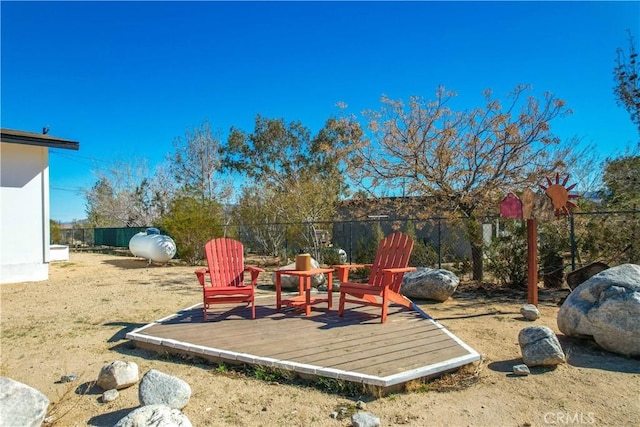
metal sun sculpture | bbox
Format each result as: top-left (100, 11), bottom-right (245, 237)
top-left (539, 173), bottom-right (579, 218)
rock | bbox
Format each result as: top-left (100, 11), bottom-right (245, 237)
top-left (352, 411), bottom-right (381, 427)
top-left (139, 369), bottom-right (191, 410)
top-left (401, 268), bottom-right (459, 301)
top-left (520, 304), bottom-right (541, 321)
top-left (0, 377), bottom-right (49, 427)
top-left (512, 364), bottom-right (530, 376)
top-left (97, 360), bottom-right (139, 390)
top-left (518, 326), bottom-right (566, 366)
top-left (566, 262), bottom-right (609, 290)
top-left (337, 248), bottom-right (348, 264)
top-left (59, 373), bottom-right (79, 383)
top-left (272, 259), bottom-right (326, 290)
top-left (356, 400), bottom-right (366, 409)
top-left (102, 389), bottom-right (119, 403)
top-left (558, 263), bottom-right (640, 357)
top-left (114, 404), bottom-right (192, 427)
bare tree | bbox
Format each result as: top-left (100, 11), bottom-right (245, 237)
top-left (338, 85), bottom-right (571, 279)
top-left (233, 185), bottom-right (287, 257)
top-left (613, 31), bottom-right (640, 134)
top-left (84, 159), bottom-right (172, 227)
top-left (168, 119), bottom-right (230, 201)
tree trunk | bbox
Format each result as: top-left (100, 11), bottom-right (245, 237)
top-left (471, 242), bottom-right (484, 281)
top-left (466, 217), bottom-right (484, 281)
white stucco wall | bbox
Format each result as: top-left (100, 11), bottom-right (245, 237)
top-left (0, 142), bottom-right (50, 284)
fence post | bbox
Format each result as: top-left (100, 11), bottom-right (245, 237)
top-left (348, 222), bottom-right (353, 264)
top-left (570, 213), bottom-right (576, 271)
top-left (437, 218), bottom-right (442, 269)
top-left (527, 218), bottom-right (539, 306)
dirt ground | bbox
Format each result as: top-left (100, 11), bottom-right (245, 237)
top-left (1, 252), bottom-right (638, 427)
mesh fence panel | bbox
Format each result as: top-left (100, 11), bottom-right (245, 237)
top-left (56, 210), bottom-right (638, 280)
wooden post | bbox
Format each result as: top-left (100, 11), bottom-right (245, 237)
top-left (527, 218), bottom-right (538, 306)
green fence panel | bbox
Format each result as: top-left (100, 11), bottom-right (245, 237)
top-left (94, 227), bottom-right (146, 247)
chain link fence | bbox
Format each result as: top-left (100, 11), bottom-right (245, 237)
top-left (55, 210), bottom-right (638, 282)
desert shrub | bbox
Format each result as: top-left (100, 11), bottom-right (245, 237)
top-left (354, 222), bottom-right (384, 264)
top-left (539, 222), bottom-right (569, 288)
top-left (405, 221), bottom-right (438, 267)
top-left (411, 238), bottom-right (438, 268)
top-left (485, 219), bottom-right (528, 288)
top-left (321, 246), bottom-right (345, 266)
top-left (159, 196), bottom-right (224, 265)
top-left (50, 220), bottom-right (63, 244)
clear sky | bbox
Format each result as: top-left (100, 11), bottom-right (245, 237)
top-left (2, 1), bottom-right (639, 222)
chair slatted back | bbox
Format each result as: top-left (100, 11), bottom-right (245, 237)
top-left (204, 238), bottom-right (245, 288)
top-left (368, 232), bottom-right (414, 291)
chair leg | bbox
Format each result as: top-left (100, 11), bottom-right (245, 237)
top-left (251, 294), bottom-right (256, 319)
top-left (338, 292), bottom-right (346, 317)
top-left (381, 290), bottom-right (388, 323)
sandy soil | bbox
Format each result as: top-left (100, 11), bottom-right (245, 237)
top-left (1, 252), bottom-right (638, 427)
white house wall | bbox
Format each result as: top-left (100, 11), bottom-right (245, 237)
top-left (0, 142), bottom-right (49, 284)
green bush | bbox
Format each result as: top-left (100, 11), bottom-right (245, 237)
top-left (485, 219), bottom-right (528, 288)
top-left (539, 222), bottom-right (569, 288)
top-left (159, 196), bottom-right (224, 265)
top-left (50, 220), bottom-right (63, 244)
top-left (321, 246), bottom-right (345, 266)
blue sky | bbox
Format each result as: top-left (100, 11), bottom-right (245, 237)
top-left (2, 1), bottom-right (639, 222)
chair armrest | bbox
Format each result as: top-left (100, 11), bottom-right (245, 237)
top-left (195, 268), bottom-right (208, 286)
top-left (333, 264), bottom-right (373, 283)
top-left (381, 267), bottom-right (417, 274)
top-left (245, 265), bottom-right (265, 286)
top-left (381, 267), bottom-right (416, 289)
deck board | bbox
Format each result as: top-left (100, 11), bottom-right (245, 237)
top-left (127, 293), bottom-right (480, 391)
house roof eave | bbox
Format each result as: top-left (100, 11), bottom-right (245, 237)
top-left (1, 128), bottom-right (80, 151)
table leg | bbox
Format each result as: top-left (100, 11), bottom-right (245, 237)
top-left (276, 271), bottom-right (282, 310)
top-left (297, 276), bottom-right (304, 296)
top-left (305, 276), bottom-right (311, 316)
top-left (327, 272), bottom-right (333, 310)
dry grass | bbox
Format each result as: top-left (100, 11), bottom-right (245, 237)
top-left (404, 358), bottom-right (484, 394)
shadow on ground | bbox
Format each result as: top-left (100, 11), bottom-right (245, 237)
top-left (101, 258), bottom-right (184, 270)
top-left (487, 337), bottom-right (640, 375)
top-left (559, 335), bottom-right (640, 373)
top-left (88, 407), bottom-right (137, 427)
top-left (488, 358), bottom-right (558, 376)
top-left (104, 321), bottom-right (147, 343)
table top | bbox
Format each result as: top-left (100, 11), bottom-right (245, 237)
top-left (276, 267), bottom-right (335, 277)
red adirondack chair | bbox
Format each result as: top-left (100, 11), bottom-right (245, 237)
top-left (336, 232), bottom-right (416, 323)
top-left (195, 238), bottom-right (264, 320)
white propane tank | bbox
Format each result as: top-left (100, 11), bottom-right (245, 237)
top-left (129, 228), bottom-right (177, 263)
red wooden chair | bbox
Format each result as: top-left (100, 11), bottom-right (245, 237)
top-left (195, 238), bottom-right (264, 320)
top-left (336, 232), bottom-right (416, 323)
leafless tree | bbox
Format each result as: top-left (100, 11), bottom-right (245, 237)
top-left (337, 85), bottom-right (572, 279)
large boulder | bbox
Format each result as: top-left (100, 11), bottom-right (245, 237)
top-left (139, 369), bottom-right (191, 410)
top-left (271, 259), bottom-right (326, 290)
top-left (401, 268), bottom-right (459, 302)
top-left (558, 263), bottom-right (640, 357)
top-left (114, 404), bottom-right (192, 427)
top-left (97, 360), bottom-right (139, 390)
top-left (0, 377), bottom-right (49, 427)
top-left (518, 326), bottom-right (566, 366)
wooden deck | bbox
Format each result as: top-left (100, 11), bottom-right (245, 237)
top-left (127, 293), bottom-right (480, 392)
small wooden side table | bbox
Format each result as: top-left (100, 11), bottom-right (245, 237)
top-left (275, 268), bottom-right (334, 316)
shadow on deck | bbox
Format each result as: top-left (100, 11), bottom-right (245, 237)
top-left (126, 293), bottom-right (481, 394)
